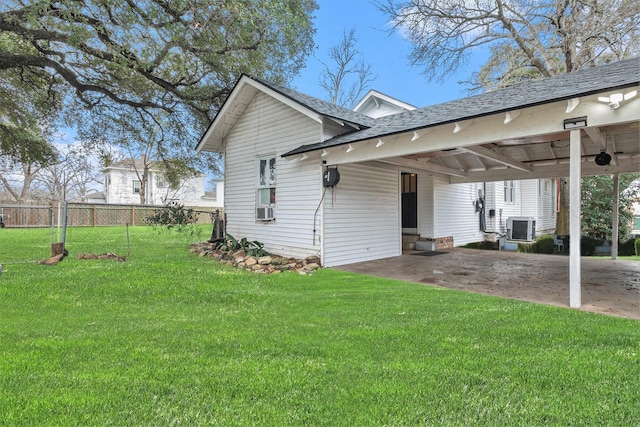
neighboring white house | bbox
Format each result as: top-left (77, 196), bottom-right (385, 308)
top-left (196, 58), bottom-right (639, 267)
top-left (103, 158), bottom-right (224, 208)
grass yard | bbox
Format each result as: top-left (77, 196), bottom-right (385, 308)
top-left (1, 227), bottom-right (639, 425)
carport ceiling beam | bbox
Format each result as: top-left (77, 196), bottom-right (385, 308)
top-left (462, 146), bottom-right (532, 172)
top-left (380, 157), bottom-right (468, 177)
top-left (584, 126), bottom-right (607, 151)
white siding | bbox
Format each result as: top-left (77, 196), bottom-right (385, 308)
top-left (483, 182), bottom-right (499, 233)
top-left (105, 169), bottom-right (141, 204)
top-left (537, 178), bottom-right (557, 234)
top-left (322, 163), bottom-right (401, 267)
top-left (520, 179), bottom-right (539, 218)
top-left (433, 177), bottom-right (485, 246)
top-left (224, 92), bottom-right (323, 260)
top-left (494, 180), bottom-right (522, 231)
top-left (417, 174), bottom-right (434, 238)
top-left (104, 168), bottom-right (212, 207)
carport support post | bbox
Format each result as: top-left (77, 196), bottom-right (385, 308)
top-left (569, 129), bottom-right (581, 309)
top-left (612, 173), bottom-right (619, 260)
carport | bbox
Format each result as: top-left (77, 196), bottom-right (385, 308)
top-left (283, 58), bottom-right (640, 310)
top-left (334, 248), bottom-right (640, 318)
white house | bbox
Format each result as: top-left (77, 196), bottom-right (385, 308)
top-left (196, 59), bottom-right (639, 271)
top-left (351, 90), bottom-right (558, 249)
top-left (103, 158), bottom-right (223, 208)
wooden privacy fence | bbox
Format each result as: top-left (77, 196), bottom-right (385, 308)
top-left (0, 205), bottom-right (54, 228)
top-left (0, 203), bottom-right (221, 227)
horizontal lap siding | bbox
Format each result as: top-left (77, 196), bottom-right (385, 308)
top-left (417, 174), bottom-right (434, 238)
top-left (323, 163), bottom-right (400, 267)
top-left (495, 180), bottom-right (522, 230)
top-left (538, 179), bottom-right (557, 234)
top-left (433, 177), bottom-right (484, 246)
top-left (225, 92), bottom-right (322, 259)
top-left (520, 179), bottom-right (539, 219)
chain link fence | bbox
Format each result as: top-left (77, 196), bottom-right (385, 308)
top-left (0, 203), bottom-right (223, 265)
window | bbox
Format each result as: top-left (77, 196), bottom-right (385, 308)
top-left (256, 156), bottom-right (276, 220)
top-left (104, 173), bottom-right (111, 188)
top-left (157, 176), bottom-right (166, 188)
top-left (504, 180), bottom-right (515, 204)
top-left (133, 180), bottom-right (141, 194)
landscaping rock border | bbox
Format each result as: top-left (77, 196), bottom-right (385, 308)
top-left (189, 242), bottom-right (321, 274)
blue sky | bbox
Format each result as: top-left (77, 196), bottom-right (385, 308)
top-left (291, 0), bottom-right (488, 108)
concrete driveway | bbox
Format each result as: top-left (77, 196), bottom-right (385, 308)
top-left (334, 248), bottom-right (640, 319)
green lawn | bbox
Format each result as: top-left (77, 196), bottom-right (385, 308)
top-left (1, 227), bottom-right (639, 425)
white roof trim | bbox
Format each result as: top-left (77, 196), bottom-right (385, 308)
top-left (353, 89), bottom-right (417, 113)
top-left (196, 75), bottom-right (322, 153)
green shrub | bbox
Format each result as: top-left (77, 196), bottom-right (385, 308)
top-left (635, 238), bottom-right (640, 256)
top-left (215, 234), bottom-right (268, 257)
top-left (618, 239), bottom-right (636, 256)
top-left (535, 235), bottom-right (555, 254)
top-left (145, 202), bottom-right (197, 234)
top-left (516, 242), bottom-right (534, 253)
top-left (517, 235), bottom-right (554, 254)
top-left (581, 236), bottom-right (598, 256)
top-left (463, 241), bottom-right (499, 250)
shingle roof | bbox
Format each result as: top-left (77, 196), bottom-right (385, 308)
top-left (252, 76), bottom-right (376, 128)
top-left (282, 57), bottom-right (640, 157)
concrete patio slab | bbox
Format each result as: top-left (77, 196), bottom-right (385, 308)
top-left (334, 248), bottom-right (640, 319)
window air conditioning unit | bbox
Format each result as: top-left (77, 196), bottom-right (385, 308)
top-left (256, 207), bottom-right (274, 221)
top-left (506, 217), bottom-right (536, 241)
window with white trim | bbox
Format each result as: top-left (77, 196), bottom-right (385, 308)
top-left (504, 180), bottom-right (515, 204)
top-left (133, 180), bottom-right (141, 194)
top-left (157, 176), bottom-right (166, 188)
top-left (256, 156), bottom-right (276, 220)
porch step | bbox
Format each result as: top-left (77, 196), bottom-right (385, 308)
top-left (402, 234), bottom-right (420, 251)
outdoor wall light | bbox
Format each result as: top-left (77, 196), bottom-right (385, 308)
top-left (346, 144), bottom-right (354, 153)
top-left (376, 138), bottom-right (385, 147)
top-left (598, 90), bottom-right (637, 109)
top-left (595, 150), bottom-right (612, 166)
top-left (563, 116), bottom-right (587, 129)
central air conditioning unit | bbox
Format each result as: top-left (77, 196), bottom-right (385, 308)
top-left (256, 207), bottom-right (274, 221)
top-left (506, 217), bottom-right (536, 241)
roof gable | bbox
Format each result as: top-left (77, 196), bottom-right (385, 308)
top-left (196, 75), bottom-right (375, 153)
top-left (353, 89), bottom-right (417, 118)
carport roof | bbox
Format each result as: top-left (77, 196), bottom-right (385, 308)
top-left (282, 57), bottom-right (640, 157)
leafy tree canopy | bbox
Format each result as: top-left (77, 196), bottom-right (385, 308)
top-left (1, 0), bottom-right (317, 121)
top-left (581, 173), bottom-right (640, 241)
top-left (1, 0), bottom-right (318, 174)
top-left (378, 0), bottom-right (640, 91)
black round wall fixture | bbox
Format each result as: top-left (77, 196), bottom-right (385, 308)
top-left (323, 167), bottom-right (340, 187)
top-left (595, 151), bottom-right (612, 166)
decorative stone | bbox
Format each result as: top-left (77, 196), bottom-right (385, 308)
top-left (304, 262), bottom-right (320, 271)
top-left (190, 242), bottom-right (321, 275)
top-left (304, 256), bottom-right (320, 265)
top-left (258, 256), bottom-right (272, 265)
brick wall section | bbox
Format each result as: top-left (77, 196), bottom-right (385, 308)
top-left (419, 236), bottom-right (454, 250)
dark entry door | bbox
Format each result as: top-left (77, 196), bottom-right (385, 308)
top-left (401, 173), bottom-right (417, 231)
